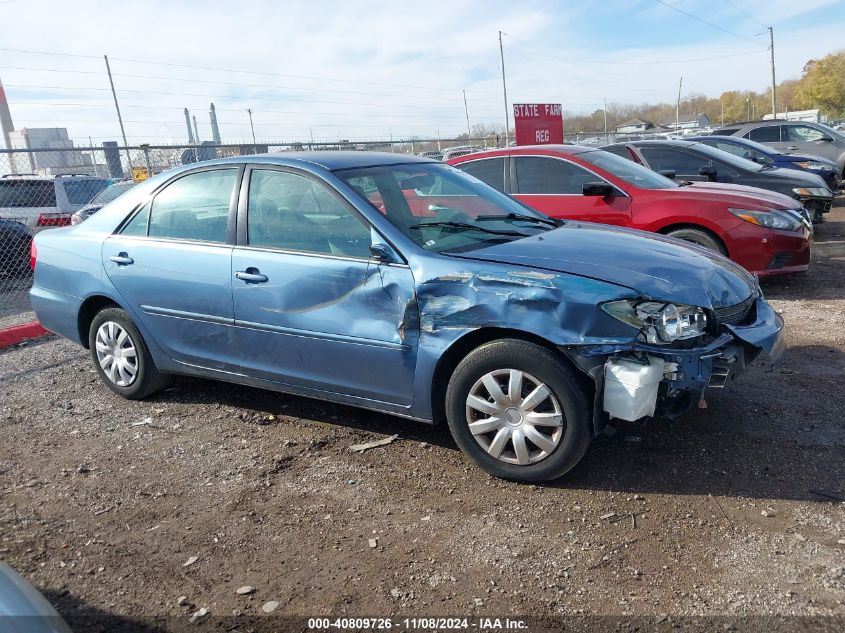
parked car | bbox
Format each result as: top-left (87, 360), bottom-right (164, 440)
top-left (441, 145), bottom-right (483, 161)
top-left (602, 139), bottom-right (834, 223)
top-left (687, 135), bottom-right (840, 191)
top-left (417, 151), bottom-right (443, 161)
top-left (0, 563), bottom-right (72, 633)
top-left (710, 119), bottom-right (845, 182)
top-left (0, 174), bottom-right (110, 230)
top-left (71, 180), bottom-right (136, 225)
top-left (448, 145), bottom-right (811, 276)
top-left (31, 152), bottom-right (786, 482)
top-left (0, 218), bottom-right (33, 278)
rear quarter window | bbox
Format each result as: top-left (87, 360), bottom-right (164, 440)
top-left (63, 179), bottom-right (110, 205)
top-left (0, 180), bottom-right (57, 208)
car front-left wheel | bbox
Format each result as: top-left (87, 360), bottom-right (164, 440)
top-left (88, 307), bottom-right (167, 400)
top-left (445, 339), bottom-right (592, 482)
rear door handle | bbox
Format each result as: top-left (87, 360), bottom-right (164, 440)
top-left (235, 268), bottom-right (268, 283)
top-left (109, 253), bottom-right (134, 266)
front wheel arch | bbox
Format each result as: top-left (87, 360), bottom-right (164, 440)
top-left (656, 223), bottom-right (729, 256)
top-left (430, 327), bottom-right (593, 426)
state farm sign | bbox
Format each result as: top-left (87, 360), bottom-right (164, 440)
top-left (513, 103), bottom-right (563, 145)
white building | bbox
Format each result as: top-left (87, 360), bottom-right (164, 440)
top-left (7, 127), bottom-right (97, 175)
top-left (762, 109), bottom-right (825, 123)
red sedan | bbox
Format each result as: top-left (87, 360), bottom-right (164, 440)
top-left (447, 145), bottom-right (811, 276)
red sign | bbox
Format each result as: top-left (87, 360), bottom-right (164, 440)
top-left (513, 103), bottom-right (563, 145)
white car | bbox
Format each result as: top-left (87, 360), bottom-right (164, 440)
top-left (0, 174), bottom-right (110, 230)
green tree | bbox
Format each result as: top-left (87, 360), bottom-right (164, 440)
top-left (796, 50), bottom-right (845, 116)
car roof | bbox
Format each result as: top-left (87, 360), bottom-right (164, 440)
top-left (199, 151), bottom-right (436, 171)
top-left (447, 144), bottom-right (602, 161)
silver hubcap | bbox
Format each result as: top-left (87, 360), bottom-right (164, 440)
top-left (95, 321), bottom-right (138, 387)
top-left (465, 369), bottom-right (564, 466)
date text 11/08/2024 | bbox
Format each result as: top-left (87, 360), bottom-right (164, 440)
top-left (307, 617), bottom-right (528, 630)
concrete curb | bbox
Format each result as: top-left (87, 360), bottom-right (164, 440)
top-left (0, 321), bottom-right (51, 349)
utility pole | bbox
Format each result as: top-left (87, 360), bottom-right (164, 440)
top-left (462, 90), bottom-right (472, 141)
top-left (498, 31), bottom-right (510, 146)
top-left (675, 76), bottom-right (683, 133)
top-left (247, 108), bottom-right (257, 146)
top-left (768, 27), bottom-right (776, 117)
top-left (720, 99), bottom-right (724, 125)
top-left (104, 55), bottom-right (132, 170)
top-left (746, 96), bottom-right (751, 120)
top-left (603, 97), bottom-right (608, 136)
top-left (193, 115), bottom-right (200, 143)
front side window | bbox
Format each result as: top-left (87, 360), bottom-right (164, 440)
top-left (638, 147), bottom-right (708, 175)
top-left (147, 169), bottom-right (236, 243)
top-left (747, 126), bottom-right (781, 142)
top-left (784, 125), bottom-right (826, 142)
top-left (336, 163), bottom-right (552, 254)
top-left (247, 169), bottom-right (371, 258)
top-left (455, 158), bottom-right (506, 192)
top-left (577, 150), bottom-right (678, 189)
top-left (514, 156), bottom-right (599, 195)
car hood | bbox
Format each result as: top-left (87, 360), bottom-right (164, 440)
top-left (776, 153), bottom-right (838, 168)
top-left (452, 223), bottom-right (757, 310)
top-left (755, 166), bottom-right (830, 189)
top-left (681, 182), bottom-right (802, 208)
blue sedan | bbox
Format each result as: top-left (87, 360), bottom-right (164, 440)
top-left (689, 135), bottom-right (840, 192)
top-left (31, 152), bottom-right (785, 482)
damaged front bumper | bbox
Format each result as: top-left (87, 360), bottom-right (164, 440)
top-left (567, 298), bottom-right (785, 427)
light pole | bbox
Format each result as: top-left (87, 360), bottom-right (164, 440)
top-left (498, 31), bottom-right (510, 146)
top-left (247, 108), bottom-right (257, 147)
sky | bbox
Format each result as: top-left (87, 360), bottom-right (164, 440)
top-left (0, 0), bottom-right (844, 146)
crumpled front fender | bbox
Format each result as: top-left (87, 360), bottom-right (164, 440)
top-left (724, 298), bottom-right (786, 369)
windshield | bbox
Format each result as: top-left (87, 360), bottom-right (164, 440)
top-left (816, 122), bottom-right (845, 141)
top-left (90, 182), bottom-right (133, 205)
top-left (575, 149), bottom-right (679, 189)
top-left (63, 179), bottom-right (110, 205)
top-left (687, 142), bottom-right (765, 172)
top-left (335, 163), bottom-right (551, 253)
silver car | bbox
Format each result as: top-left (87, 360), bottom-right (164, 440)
top-left (712, 120), bottom-right (845, 182)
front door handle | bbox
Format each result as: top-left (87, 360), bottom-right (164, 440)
top-left (785, 145), bottom-right (799, 151)
top-left (109, 253), bottom-right (134, 266)
top-left (235, 268), bottom-right (268, 283)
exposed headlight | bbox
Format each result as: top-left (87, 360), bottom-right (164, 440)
top-left (795, 161), bottom-right (829, 170)
top-left (729, 208), bottom-right (802, 231)
top-left (602, 300), bottom-right (708, 344)
top-left (792, 186), bottom-right (833, 198)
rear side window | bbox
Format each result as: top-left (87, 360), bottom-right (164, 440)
top-left (63, 179), bottom-right (110, 205)
top-left (514, 156), bottom-right (597, 194)
top-left (147, 169), bottom-right (236, 243)
top-left (713, 128), bottom-right (740, 136)
top-left (456, 158), bottom-right (506, 192)
top-left (0, 180), bottom-right (57, 208)
top-left (713, 141), bottom-right (746, 157)
top-left (746, 126), bottom-right (781, 142)
top-left (638, 147), bottom-right (708, 175)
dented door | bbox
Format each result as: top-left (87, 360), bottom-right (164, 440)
top-left (231, 248), bottom-right (418, 406)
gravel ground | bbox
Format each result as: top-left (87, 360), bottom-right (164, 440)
top-left (1, 204), bottom-right (843, 633)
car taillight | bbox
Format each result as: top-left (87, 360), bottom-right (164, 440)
top-left (30, 240), bottom-right (37, 271)
top-left (36, 213), bottom-right (71, 227)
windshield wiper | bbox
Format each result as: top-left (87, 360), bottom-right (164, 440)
top-left (474, 213), bottom-right (562, 228)
top-left (408, 221), bottom-right (529, 237)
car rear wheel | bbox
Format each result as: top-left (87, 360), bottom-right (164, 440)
top-left (665, 227), bottom-right (726, 255)
top-left (88, 307), bottom-right (167, 400)
top-left (445, 339), bottom-right (591, 482)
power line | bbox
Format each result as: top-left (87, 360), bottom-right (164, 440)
top-left (724, 0), bottom-right (767, 29)
top-left (0, 46), bottom-right (502, 97)
top-left (652, 0), bottom-right (763, 44)
top-left (0, 65), bottom-right (505, 105)
top-left (504, 41), bottom-right (767, 66)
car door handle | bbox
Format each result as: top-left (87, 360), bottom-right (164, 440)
top-left (235, 269), bottom-right (268, 283)
top-left (109, 253), bottom-right (134, 266)
top-left (785, 145), bottom-right (799, 151)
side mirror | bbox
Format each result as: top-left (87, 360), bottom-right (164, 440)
top-left (657, 169), bottom-right (676, 179)
top-left (582, 182), bottom-right (615, 197)
top-left (699, 164), bottom-right (717, 180)
top-left (369, 243), bottom-right (393, 263)
top-left (820, 136), bottom-right (834, 142)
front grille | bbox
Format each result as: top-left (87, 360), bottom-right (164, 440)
top-left (714, 293), bottom-right (757, 325)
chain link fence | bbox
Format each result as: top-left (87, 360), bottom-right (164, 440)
top-left (0, 137), bottom-right (508, 322)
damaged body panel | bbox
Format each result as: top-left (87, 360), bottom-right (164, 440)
top-left (31, 152), bottom-right (787, 481)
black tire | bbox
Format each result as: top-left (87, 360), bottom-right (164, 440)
top-left (666, 227), bottom-right (726, 255)
top-left (88, 307), bottom-right (168, 400)
top-left (445, 339), bottom-right (592, 482)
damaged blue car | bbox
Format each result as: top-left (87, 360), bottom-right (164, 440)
top-left (30, 152), bottom-right (785, 482)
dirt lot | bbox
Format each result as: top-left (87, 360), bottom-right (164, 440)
top-left (1, 204), bottom-right (844, 633)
